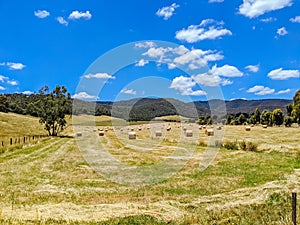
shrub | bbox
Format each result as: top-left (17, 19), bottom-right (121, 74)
top-left (223, 141), bottom-right (238, 150)
top-left (247, 141), bottom-right (258, 152)
top-left (239, 140), bottom-right (247, 151)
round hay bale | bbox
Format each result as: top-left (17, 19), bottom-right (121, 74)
top-left (199, 126), bottom-right (202, 130)
top-left (216, 126), bottom-right (222, 130)
top-left (203, 125), bottom-right (206, 129)
top-left (185, 130), bottom-right (193, 137)
top-left (155, 130), bottom-right (162, 137)
top-left (206, 129), bottom-right (214, 136)
top-left (128, 132), bottom-right (136, 140)
top-left (99, 131), bottom-right (105, 136)
top-left (262, 125), bottom-right (268, 128)
top-left (166, 127), bottom-right (171, 131)
top-left (245, 126), bottom-right (251, 131)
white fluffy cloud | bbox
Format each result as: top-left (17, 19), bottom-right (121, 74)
top-left (34, 10), bottom-right (50, 19)
top-left (290, 16), bottom-right (300, 23)
top-left (156, 3), bottom-right (179, 20)
top-left (276, 88), bottom-right (291, 95)
top-left (191, 64), bottom-right (242, 87)
top-left (277, 27), bottom-right (288, 36)
top-left (0, 86), bottom-right (5, 91)
top-left (5, 62), bottom-right (26, 70)
top-left (68, 11), bottom-right (92, 20)
top-left (82, 73), bottom-right (115, 79)
top-left (7, 80), bottom-right (18, 86)
top-left (22, 91), bottom-right (34, 95)
top-left (135, 59), bottom-right (149, 67)
top-left (175, 19), bottom-right (232, 43)
top-left (57, 17), bottom-right (68, 26)
top-left (247, 85), bottom-right (275, 95)
top-left (245, 64), bottom-right (259, 72)
top-left (170, 76), bottom-right (207, 96)
top-left (210, 64), bottom-right (243, 77)
top-left (73, 92), bottom-right (98, 100)
top-left (121, 88), bottom-right (137, 95)
top-left (142, 45), bottom-right (224, 70)
top-left (239, 0), bottom-right (292, 18)
top-left (268, 68), bottom-right (300, 80)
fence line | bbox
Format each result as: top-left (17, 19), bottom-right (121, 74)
top-left (0, 134), bottom-right (49, 152)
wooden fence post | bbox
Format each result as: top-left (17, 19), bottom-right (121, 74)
top-left (292, 192), bottom-right (297, 225)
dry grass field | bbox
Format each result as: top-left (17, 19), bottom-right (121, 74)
top-left (0, 113), bottom-right (299, 224)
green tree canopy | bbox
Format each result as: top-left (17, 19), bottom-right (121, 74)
top-left (272, 108), bottom-right (284, 126)
top-left (35, 85), bottom-right (71, 136)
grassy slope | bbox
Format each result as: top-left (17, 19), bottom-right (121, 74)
top-left (0, 113), bottom-right (299, 224)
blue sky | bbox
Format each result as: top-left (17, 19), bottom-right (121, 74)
top-left (0, 0), bottom-right (299, 102)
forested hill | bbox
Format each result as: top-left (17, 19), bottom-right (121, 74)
top-left (0, 93), bottom-right (292, 120)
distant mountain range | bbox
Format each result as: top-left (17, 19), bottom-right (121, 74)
top-left (90, 98), bottom-right (292, 120)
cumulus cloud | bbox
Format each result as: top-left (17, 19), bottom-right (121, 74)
top-left (210, 64), bottom-right (243, 77)
top-left (239, 0), bottom-right (292, 18)
top-left (72, 92), bottom-right (98, 100)
top-left (290, 16), bottom-right (300, 23)
top-left (34, 10), bottom-right (50, 19)
top-left (260, 17), bottom-right (277, 23)
top-left (191, 64), bottom-right (242, 87)
top-left (175, 19), bottom-right (232, 43)
top-left (276, 88), bottom-right (291, 95)
top-left (22, 91), bottom-right (34, 95)
top-left (7, 80), bottom-right (18, 86)
top-left (245, 64), bottom-right (259, 72)
top-left (170, 76), bottom-right (207, 96)
top-left (6, 62), bottom-right (26, 70)
top-left (135, 59), bottom-right (149, 67)
top-left (277, 27), bottom-right (288, 36)
top-left (156, 3), bottom-right (179, 20)
top-left (247, 85), bottom-right (275, 95)
top-left (268, 68), bottom-right (300, 80)
top-left (0, 86), bottom-right (5, 91)
top-left (68, 11), bottom-right (92, 20)
top-left (82, 73), bottom-right (115, 79)
top-left (57, 17), bottom-right (68, 26)
top-left (135, 41), bottom-right (156, 48)
top-left (121, 88), bottom-right (137, 95)
top-left (142, 45), bottom-right (224, 70)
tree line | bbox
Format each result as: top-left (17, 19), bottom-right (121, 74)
top-left (0, 86), bottom-right (299, 136)
top-left (197, 90), bottom-right (300, 127)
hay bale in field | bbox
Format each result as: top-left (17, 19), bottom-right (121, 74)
top-left (99, 131), bottom-right (104, 136)
top-left (216, 126), bottom-right (222, 130)
top-left (206, 129), bottom-right (214, 136)
top-left (251, 124), bottom-right (254, 127)
top-left (245, 126), bottom-right (251, 131)
top-left (199, 126), bottom-right (202, 130)
top-left (105, 128), bottom-right (108, 132)
top-left (155, 130), bottom-right (162, 137)
top-left (76, 132), bottom-right (82, 137)
top-left (262, 125), bottom-right (268, 128)
top-left (128, 132), bottom-right (136, 139)
top-left (138, 126), bottom-right (142, 131)
top-left (185, 130), bottom-right (193, 137)
top-left (202, 125), bottom-right (206, 129)
top-left (183, 126), bottom-right (187, 132)
top-left (130, 127), bottom-right (134, 131)
top-left (166, 127), bottom-right (171, 131)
